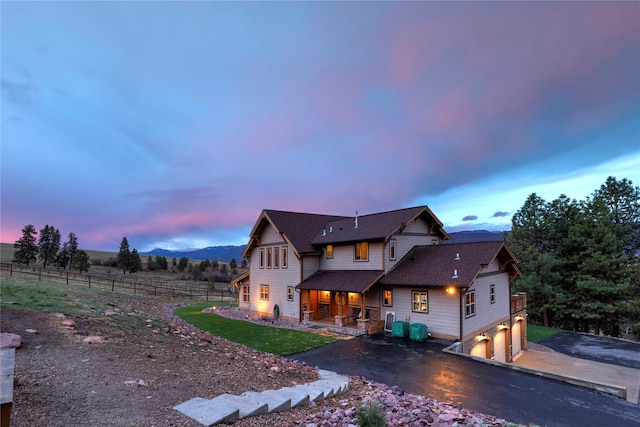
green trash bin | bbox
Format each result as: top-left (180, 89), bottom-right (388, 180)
top-left (391, 321), bottom-right (409, 338)
top-left (409, 323), bottom-right (428, 341)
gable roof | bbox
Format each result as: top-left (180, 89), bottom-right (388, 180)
top-left (296, 270), bottom-right (385, 293)
top-left (379, 241), bottom-right (520, 289)
top-left (311, 206), bottom-right (449, 245)
top-left (242, 209), bottom-right (346, 258)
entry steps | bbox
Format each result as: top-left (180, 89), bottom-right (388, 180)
top-left (174, 369), bottom-right (350, 426)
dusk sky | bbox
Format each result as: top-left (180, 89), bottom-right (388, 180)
top-left (2, 1), bottom-right (639, 253)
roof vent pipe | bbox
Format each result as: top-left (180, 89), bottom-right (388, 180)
top-left (454, 253), bottom-right (460, 260)
top-left (322, 228), bottom-right (326, 236)
top-left (354, 211), bottom-right (359, 229)
top-left (452, 269), bottom-right (458, 278)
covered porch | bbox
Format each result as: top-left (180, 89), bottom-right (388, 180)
top-left (296, 270), bottom-right (385, 331)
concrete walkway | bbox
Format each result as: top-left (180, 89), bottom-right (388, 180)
top-left (513, 349), bottom-right (640, 404)
top-left (173, 369), bottom-right (350, 426)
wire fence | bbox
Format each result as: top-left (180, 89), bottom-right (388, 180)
top-left (0, 263), bottom-right (238, 303)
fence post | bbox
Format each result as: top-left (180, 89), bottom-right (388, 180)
top-left (9, 264), bottom-right (12, 277)
top-left (38, 269), bottom-right (42, 281)
top-left (112, 280), bottom-right (115, 291)
top-left (134, 282), bottom-right (136, 295)
top-left (66, 272), bottom-right (69, 285)
top-left (206, 290), bottom-right (209, 302)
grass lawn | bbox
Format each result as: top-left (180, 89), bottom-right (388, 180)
top-left (174, 303), bottom-right (338, 356)
top-left (527, 324), bottom-right (565, 342)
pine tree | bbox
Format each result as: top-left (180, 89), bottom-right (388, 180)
top-left (130, 249), bottom-right (142, 274)
top-left (38, 225), bottom-right (61, 268)
top-left (55, 243), bottom-right (71, 269)
top-left (67, 232), bottom-right (79, 266)
top-left (118, 237), bottom-right (131, 274)
top-left (13, 224), bottom-right (38, 266)
top-left (70, 250), bottom-right (91, 272)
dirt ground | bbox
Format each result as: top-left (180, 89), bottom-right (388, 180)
top-left (1, 291), bottom-right (363, 427)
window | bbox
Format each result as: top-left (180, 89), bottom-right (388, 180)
top-left (412, 291), bottom-right (428, 313)
top-left (382, 289), bottom-right (393, 306)
top-left (287, 286), bottom-right (294, 302)
top-left (274, 247), bottom-right (279, 268)
top-left (326, 244), bottom-right (333, 259)
top-left (282, 246), bottom-right (288, 268)
top-left (242, 285), bottom-right (250, 302)
top-left (490, 285), bottom-right (495, 304)
top-left (260, 285), bottom-right (269, 300)
top-left (259, 249), bottom-right (265, 269)
top-left (389, 239), bottom-right (396, 260)
top-left (465, 291), bottom-right (476, 318)
top-left (355, 242), bottom-right (369, 261)
top-left (267, 248), bottom-right (272, 268)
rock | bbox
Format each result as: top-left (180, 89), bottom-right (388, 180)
top-left (0, 333), bottom-right (22, 348)
top-left (62, 320), bottom-right (76, 329)
top-left (137, 379), bottom-right (149, 387)
top-left (73, 330), bottom-right (90, 336)
top-left (25, 329), bottom-right (38, 333)
top-left (104, 310), bottom-right (115, 316)
top-left (83, 336), bottom-right (104, 344)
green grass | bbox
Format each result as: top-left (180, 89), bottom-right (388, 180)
top-left (527, 324), bottom-right (565, 342)
top-left (174, 302), bottom-right (338, 356)
top-left (0, 275), bottom-right (84, 313)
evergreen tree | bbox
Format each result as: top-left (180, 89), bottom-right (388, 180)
top-left (38, 225), bottom-right (61, 268)
top-left (177, 257), bottom-right (189, 272)
top-left (117, 237), bottom-right (131, 274)
top-left (212, 259), bottom-right (219, 270)
top-left (13, 224), bottom-right (38, 266)
top-left (55, 243), bottom-right (71, 269)
top-left (70, 250), bottom-right (91, 272)
top-left (67, 232), bottom-right (79, 266)
top-left (229, 258), bottom-right (237, 270)
top-left (241, 259), bottom-right (248, 268)
top-left (156, 256), bottom-right (168, 270)
top-left (130, 249), bottom-right (142, 274)
top-left (147, 255), bottom-right (157, 271)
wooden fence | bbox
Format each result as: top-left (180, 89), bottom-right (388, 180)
top-left (0, 263), bottom-right (238, 303)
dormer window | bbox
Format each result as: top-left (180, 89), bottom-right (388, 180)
top-left (355, 242), bottom-right (369, 261)
top-left (389, 239), bottom-right (396, 261)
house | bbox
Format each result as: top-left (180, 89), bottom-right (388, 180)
top-left (233, 206), bottom-right (526, 362)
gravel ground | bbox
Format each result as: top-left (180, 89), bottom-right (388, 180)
top-left (2, 293), bottom-right (527, 426)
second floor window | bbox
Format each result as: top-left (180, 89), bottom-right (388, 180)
top-left (326, 244), bottom-right (333, 259)
top-left (267, 248), bottom-right (272, 268)
top-left (282, 246), bottom-right (288, 268)
top-left (389, 239), bottom-right (396, 260)
top-left (259, 249), bottom-right (265, 268)
top-left (287, 286), bottom-right (294, 301)
top-left (274, 247), bottom-right (279, 268)
top-left (355, 242), bottom-right (369, 261)
top-left (465, 291), bottom-right (476, 318)
top-left (490, 285), bottom-right (495, 304)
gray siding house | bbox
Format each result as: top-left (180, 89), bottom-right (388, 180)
top-left (234, 206), bottom-right (526, 362)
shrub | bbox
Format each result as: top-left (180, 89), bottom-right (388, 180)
top-left (356, 401), bottom-right (386, 427)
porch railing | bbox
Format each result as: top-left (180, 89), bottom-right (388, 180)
top-left (511, 293), bottom-right (526, 314)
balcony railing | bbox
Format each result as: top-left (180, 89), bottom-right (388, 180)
top-left (511, 293), bottom-right (526, 314)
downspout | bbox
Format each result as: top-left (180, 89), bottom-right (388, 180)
top-left (507, 273), bottom-right (514, 362)
top-left (459, 288), bottom-right (463, 346)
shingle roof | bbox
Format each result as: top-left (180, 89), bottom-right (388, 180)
top-left (296, 270), bottom-right (385, 293)
top-left (311, 206), bottom-right (448, 245)
top-left (262, 210), bottom-right (347, 254)
top-left (379, 241), bottom-right (518, 288)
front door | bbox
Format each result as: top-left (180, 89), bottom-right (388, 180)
top-left (310, 290), bottom-right (318, 318)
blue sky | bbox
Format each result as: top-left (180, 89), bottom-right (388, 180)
top-left (1, 1), bottom-right (639, 252)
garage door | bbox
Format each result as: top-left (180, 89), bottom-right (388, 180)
top-left (470, 341), bottom-right (487, 358)
top-left (493, 330), bottom-right (506, 362)
top-left (512, 321), bottom-right (522, 356)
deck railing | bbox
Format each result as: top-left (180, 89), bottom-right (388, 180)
top-left (511, 292), bottom-right (526, 313)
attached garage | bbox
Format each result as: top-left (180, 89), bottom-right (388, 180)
top-left (512, 320), bottom-right (522, 356)
top-left (493, 329), bottom-right (507, 362)
top-left (470, 340), bottom-right (489, 359)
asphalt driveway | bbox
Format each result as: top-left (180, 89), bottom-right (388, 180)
top-left (538, 332), bottom-right (640, 370)
top-left (289, 334), bottom-right (640, 427)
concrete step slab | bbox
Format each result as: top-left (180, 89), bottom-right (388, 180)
top-left (289, 384), bottom-right (326, 401)
top-left (264, 387), bottom-right (311, 408)
top-left (212, 393), bottom-right (269, 418)
top-left (240, 390), bottom-right (291, 413)
top-left (173, 397), bottom-right (239, 426)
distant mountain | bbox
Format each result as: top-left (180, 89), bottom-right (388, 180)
top-left (446, 230), bottom-right (508, 243)
top-left (142, 245), bottom-right (246, 262)
top-left (141, 231), bottom-right (509, 262)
